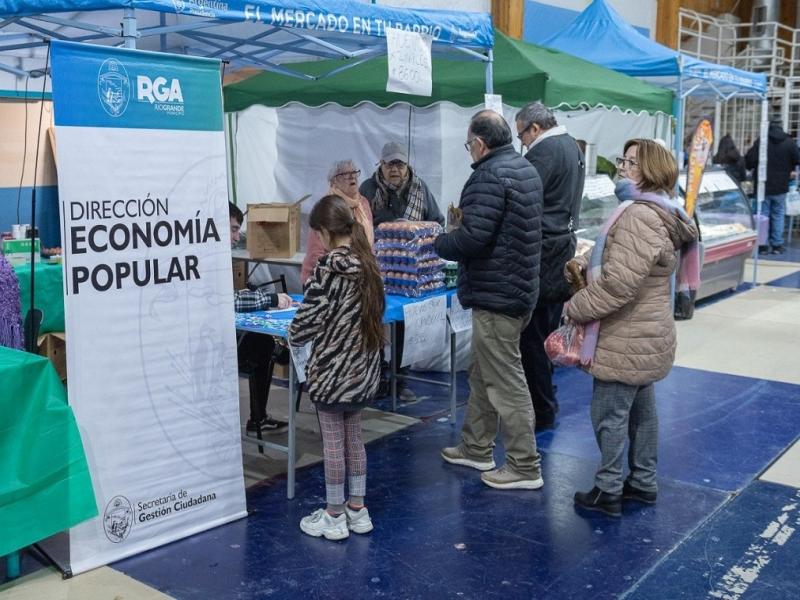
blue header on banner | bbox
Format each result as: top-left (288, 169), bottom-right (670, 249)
top-left (0, 1), bottom-right (493, 49)
top-left (51, 41), bottom-right (224, 131)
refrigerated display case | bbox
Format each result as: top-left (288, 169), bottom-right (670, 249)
top-left (577, 169), bottom-right (756, 301)
top-left (681, 169), bottom-right (756, 300)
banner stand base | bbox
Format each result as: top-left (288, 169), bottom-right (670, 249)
top-left (34, 532), bottom-right (72, 579)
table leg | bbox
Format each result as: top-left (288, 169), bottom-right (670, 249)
top-left (287, 358), bottom-right (296, 500)
top-left (390, 322), bottom-right (398, 413)
top-left (6, 551), bottom-right (20, 579)
top-left (449, 328), bottom-right (457, 426)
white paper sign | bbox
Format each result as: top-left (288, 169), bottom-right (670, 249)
top-left (448, 295), bottom-right (472, 333)
top-left (401, 295), bottom-right (447, 367)
top-left (484, 94), bottom-right (504, 115)
top-left (386, 28), bottom-right (433, 96)
top-left (289, 342), bottom-right (312, 384)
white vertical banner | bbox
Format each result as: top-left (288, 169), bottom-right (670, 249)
top-left (401, 295), bottom-right (447, 367)
top-left (386, 28), bottom-right (433, 96)
top-left (51, 41), bottom-right (246, 575)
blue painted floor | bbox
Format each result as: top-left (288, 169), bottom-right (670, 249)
top-left (105, 363), bottom-right (800, 599)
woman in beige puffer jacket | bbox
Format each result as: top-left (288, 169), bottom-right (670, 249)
top-left (566, 139), bottom-right (699, 518)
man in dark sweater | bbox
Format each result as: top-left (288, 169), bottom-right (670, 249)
top-left (745, 119), bottom-right (800, 254)
top-left (436, 110), bottom-right (544, 490)
top-left (515, 102), bottom-right (585, 431)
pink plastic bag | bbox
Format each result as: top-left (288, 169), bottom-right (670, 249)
top-left (544, 322), bottom-right (585, 368)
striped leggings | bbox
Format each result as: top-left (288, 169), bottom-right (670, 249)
top-left (318, 409), bottom-right (366, 506)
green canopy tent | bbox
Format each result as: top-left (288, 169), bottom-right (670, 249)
top-left (224, 29), bottom-right (672, 114)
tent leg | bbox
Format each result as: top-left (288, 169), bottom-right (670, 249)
top-left (122, 8), bottom-right (137, 49)
top-left (753, 98), bottom-right (769, 286)
top-left (484, 49), bottom-right (494, 95)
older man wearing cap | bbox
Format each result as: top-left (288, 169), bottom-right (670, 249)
top-left (360, 141), bottom-right (444, 227)
top-left (361, 141), bottom-right (443, 402)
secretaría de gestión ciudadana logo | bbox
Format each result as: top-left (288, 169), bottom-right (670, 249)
top-left (97, 57), bottom-right (185, 118)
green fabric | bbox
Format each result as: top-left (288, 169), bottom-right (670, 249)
top-left (14, 263), bottom-right (65, 334)
top-left (0, 347), bottom-right (97, 556)
top-left (224, 30), bottom-right (672, 115)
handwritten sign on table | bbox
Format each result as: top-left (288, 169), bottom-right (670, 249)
top-left (288, 342), bottom-right (312, 384)
top-left (448, 295), bottom-right (472, 333)
top-left (401, 295), bottom-right (447, 367)
top-left (386, 28), bottom-right (432, 96)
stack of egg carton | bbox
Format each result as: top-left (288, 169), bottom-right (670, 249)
top-left (375, 221), bottom-right (446, 297)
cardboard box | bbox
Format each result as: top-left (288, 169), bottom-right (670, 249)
top-left (232, 260), bottom-right (246, 290)
top-left (38, 331), bottom-right (67, 381)
top-left (246, 196), bottom-right (309, 259)
top-left (2, 238), bottom-right (41, 266)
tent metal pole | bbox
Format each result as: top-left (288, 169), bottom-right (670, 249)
top-left (485, 49), bottom-right (494, 94)
top-left (122, 8), bottom-right (137, 49)
top-left (753, 97), bottom-right (769, 285)
top-left (713, 100), bottom-right (721, 153)
top-left (674, 56), bottom-right (684, 164)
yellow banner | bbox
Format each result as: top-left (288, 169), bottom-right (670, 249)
top-left (685, 119), bottom-right (714, 217)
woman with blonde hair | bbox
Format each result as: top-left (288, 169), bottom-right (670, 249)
top-left (566, 139), bottom-right (700, 517)
top-left (301, 160), bottom-right (374, 284)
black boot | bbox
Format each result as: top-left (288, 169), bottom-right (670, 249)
top-left (622, 481), bottom-right (657, 505)
top-left (574, 486), bottom-right (622, 517)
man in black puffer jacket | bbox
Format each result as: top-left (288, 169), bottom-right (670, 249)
top-left (436, 110), bottom-right (545, 491)
top-left (515, 102), bottom-right (585, 431)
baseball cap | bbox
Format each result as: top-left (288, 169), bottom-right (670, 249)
top-left (381, 141), bottom-right (408, 163)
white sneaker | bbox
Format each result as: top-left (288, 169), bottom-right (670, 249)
top-left (345, 505), bottom-right (374, 534)
top-left (299, 508), bottom-right (349, 540)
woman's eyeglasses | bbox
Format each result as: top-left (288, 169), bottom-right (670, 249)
top-left (335, 170), bottom-right (361, 179)
top-left (615, 157), bottom-right (639, 168)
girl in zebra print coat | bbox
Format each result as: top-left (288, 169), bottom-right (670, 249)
top-left (289, 194), bottom-right (385, 541)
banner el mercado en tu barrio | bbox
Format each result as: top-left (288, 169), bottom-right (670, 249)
top-left (50, 41), bottom-right (246, 575)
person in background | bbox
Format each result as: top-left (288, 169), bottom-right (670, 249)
top-left (436, 110), bottom-right (545, 491)
top-left (230, 202), bottom-right (293, 434)
top-left (360, 141), bottom-right (443, 402)
top-left (566, 139), bottom-right (699, 517)
top-left (301, 160), bottom-right (374, 284)
top-left (290, 194), bottom-right (384, 541)
top-left (713, 134), bottom-right (747, 185)
top-left (515, 102), bottom-right (585, 431)
top-left (745, 118), bottom-right (800, 254)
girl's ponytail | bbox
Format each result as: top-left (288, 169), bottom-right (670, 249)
top-left (350, 220), bottom-right (385, 352)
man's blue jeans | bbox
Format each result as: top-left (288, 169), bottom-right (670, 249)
top-left (761, 194), bottom-right (787, 247)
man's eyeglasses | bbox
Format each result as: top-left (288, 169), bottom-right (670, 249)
top-left (615, 157), bottom-right (639, 168)
top-left (335, 169), bottom-right (361, 179)
top-left (516, 124), bottom-right (531, 141)
top-left (464, 137), bottom-right (479, 152)
top-left (384, 160), bottom-right (407, 170)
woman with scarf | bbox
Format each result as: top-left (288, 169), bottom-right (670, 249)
top-left (359, 141), bottom-right (444, 227)
top-left (301, 159), bottom-right (374, 284)
top-left (565, 139), bottom-right (700, 517)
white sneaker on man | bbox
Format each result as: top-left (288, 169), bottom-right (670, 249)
top-left (299, 509), bottom-right (349, 540)
top-left (345, 505), bottom-right (374, 534)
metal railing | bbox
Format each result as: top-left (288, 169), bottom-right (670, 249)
top-left (679, 8), bottom-right (800, 153)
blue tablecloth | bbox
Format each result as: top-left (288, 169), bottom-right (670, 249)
top-left (235, 289), bottom-right (456, 337)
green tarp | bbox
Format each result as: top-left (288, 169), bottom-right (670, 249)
top-left (224, 29), bottom-right (672, 115)
top-left (15, 263), bottom-right (65, 334)
top-left (0, 347), bottom-right (96, 557)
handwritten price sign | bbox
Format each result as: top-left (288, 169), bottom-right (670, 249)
top-left (386, 28), bottom-right (433, 97)
top-left (401, 295), bottom-right (447, 367)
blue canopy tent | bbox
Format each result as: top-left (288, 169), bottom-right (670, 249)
top-left (0, 1), bottom-right (495, 83)
top-left (542, 0), bottom-right (770, 283)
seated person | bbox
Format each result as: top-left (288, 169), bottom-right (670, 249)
top-left (230, 202), bottom-right (293, 433)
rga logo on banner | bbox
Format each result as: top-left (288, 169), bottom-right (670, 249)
top-left (172, 0), bottom-right (228, 18)
top-left (103, 496), bottom-right (134, 543)
top-left (97, 58), bottom-right (131, 117)
top-left (137, 75), bottom-right (185, 116)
